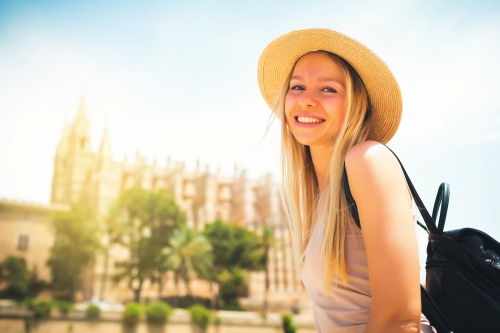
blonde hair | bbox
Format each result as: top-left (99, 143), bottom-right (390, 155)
top-left (278, 51), bottom-right (372, 293)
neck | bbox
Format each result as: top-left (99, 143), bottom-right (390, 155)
top-left (309, 145), bottom-right (335, 194)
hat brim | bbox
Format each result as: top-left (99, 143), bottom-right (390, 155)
top-left (257, 28), bottom-right (402, 144)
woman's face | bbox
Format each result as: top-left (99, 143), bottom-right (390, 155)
top-left (285, 52), bottom-right (346, 149)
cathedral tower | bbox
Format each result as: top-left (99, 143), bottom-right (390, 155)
top-left (51, 124), bottom-right (70, 203)
top-left (90, 126), bottom-right (122, 216)
top-left (51, 98), bottom-right (94, 204)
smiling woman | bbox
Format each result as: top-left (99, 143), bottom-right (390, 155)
top-left (258, 28), bottom-right (434, 333)
top-left (285, 52), bottom-right (346, 155)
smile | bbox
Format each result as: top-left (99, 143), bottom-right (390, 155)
top-left (296, 116), bottom-right (325, 124)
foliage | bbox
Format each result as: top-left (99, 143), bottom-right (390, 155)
top-left (27, 272), bottom-right (47, 300)
top-left (56, 300), bottom-right (73, 315)
top-left (161, 295), bottom-right (211, 309)
top-left (220, 302), bottom-right (245, 311)
top-left (113, 188), bottom-right (187, 302)
top-left (85, 304), bottom-right (101, 320)
top-left (260, 226), bottom-right (275, 267)
top-left (102, 206), bottom-right (128, 244)
top-left (161, 226), bottom-right (213, 295)
top-left (33, 300), bottom-right (52, 319)
top-left (47, 203), bottom-right (101, 301)
top-left (282, 314), bottom-right (297, 333)
top-left (203, 220), bottom-right (265, 307)
top-left (203, 220), bottom-right (265, 273)
top-left (123, 302), bottom-right (144, 325)
top-left (0, 256), bottom-right (28, 298)
top-left (25, 298), bottom-right (36, 310)
top-left (188, 304), bottom-right (212, 328)
top-left (145, 301), bottom-right (172, 324)
top-left (0, 256), bottom-right (47, 300)
top-left (217, 267), bottom-right (249, 306)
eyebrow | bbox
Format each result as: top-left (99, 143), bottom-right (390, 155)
top-left (290, 75), bottom-right (343, 84)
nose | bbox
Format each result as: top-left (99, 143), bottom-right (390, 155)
top-left (297, 89), bottom-right (317, 108)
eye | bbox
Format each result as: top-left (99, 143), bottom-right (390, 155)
top-left (322, 86), bottom-right (337, 93)
top-left (290, 85), bottom-right (305, 91)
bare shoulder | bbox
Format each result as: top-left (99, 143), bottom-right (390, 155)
top-left (345, 140), bottom-right (400, 178)
top-left (344, 140), bottom-right (407, 202)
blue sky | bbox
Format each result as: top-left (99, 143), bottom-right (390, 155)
top-left (1, 0), bottom-right (500, 272)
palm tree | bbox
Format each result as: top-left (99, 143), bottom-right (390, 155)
top-left (161, 226), bottom-right (213, 299)
top-left (261, 225), bottom-right (275, 317)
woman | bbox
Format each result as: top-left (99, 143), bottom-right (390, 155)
top-left (257, 29), bottom-right (434, 332)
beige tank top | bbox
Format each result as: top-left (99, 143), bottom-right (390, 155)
top-left (300, 202), bottom-right (436, 333)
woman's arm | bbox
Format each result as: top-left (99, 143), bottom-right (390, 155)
top-left (345, 141), bottom-right (421, 333)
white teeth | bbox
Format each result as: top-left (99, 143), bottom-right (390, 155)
top-left (297, 116), bottom-right (323, 123)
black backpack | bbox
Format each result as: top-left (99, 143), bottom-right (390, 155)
top-left (343, 148), bottom-right (500, 333)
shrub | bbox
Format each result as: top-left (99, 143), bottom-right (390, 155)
top-left (220, 302), bottom-right (245, 311)
top-left (85, 304), bottom-right (101, 320)
top-left (146, 301), bottom-right (173, 324)
top-left (56, 301), bottom-right (73, 315)
top-left (282, 314), bottom-right (297, 333)
top-left (188, 304), bottom-right (212, 329)
top-left (161, 295), bottom-right (211, 308)
top-left (123, 302), bottom-right (143, 326)
top-left (33, 300), bottom-right (52, 319)
top-left (24, 298), bottom-right (36, 311)
top-left (0, 256), bottom-right (47, 301)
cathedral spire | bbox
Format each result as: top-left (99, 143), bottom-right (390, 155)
top-left (69, 96), bottom-right (91, 152)
top-left (98, 126), bottom-right (112, 158)
top-left (75, 96), bottom-right (89, 126)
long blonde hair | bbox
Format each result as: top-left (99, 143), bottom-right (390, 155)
top-left (278, 51), bottom-right (372, 293)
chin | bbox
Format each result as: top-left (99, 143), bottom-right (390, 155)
top-left (293, 137), bottom-right (313, 146)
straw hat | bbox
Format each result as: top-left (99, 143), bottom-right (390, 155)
top-left (257, 28), bottom-right (402, 144)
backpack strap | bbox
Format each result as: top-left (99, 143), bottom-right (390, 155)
top-left (342, 166), bottom-right (361, 229)
top-left (382, 146), bottom-right (443, 235)
top-left (420, 285), bottom-right (454, 333)
top-left (342, 145), bottom-right (443, 234)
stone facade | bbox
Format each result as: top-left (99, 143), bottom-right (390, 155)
top-left (0, 98), bottom-right (306, 307)
top-left (0, 200), bottom-right (64, 282)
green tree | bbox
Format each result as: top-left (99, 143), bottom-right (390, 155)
top-left (161, 226), bottom-right (213, 297)
top-left (217, 267), bottom-right (248, 308)
top-left (203, 219), bottom-right (264, 273)
top-left (0, 256), bottom-right (47, 300)
top-left (113, 188), bottom-right (186, 302)
top-left (47, 203), bottom-right (101, 301)
top-left (203, 219), bottom-right (265, 307)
